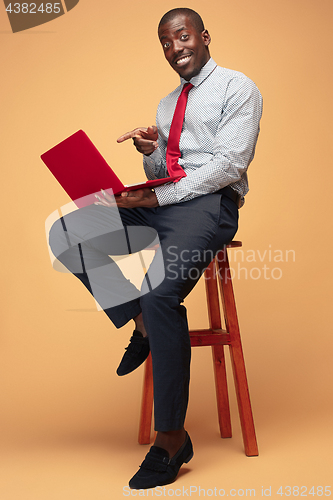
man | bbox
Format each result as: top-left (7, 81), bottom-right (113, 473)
top-left (49, 8), bottom-right (262, 490)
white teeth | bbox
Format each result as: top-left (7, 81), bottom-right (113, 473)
top-left (176, 56), bottom-right (190, 65)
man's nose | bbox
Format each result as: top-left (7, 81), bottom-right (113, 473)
top-left (172, 40), bottom-right (184, 55)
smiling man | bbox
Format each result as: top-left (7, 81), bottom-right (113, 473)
top-left (158, 10), bottom-right (210, 81)
top-left (49, 7), bottom-right (262, 491)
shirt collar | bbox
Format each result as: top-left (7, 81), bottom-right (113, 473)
top-left (180, 57), bottom-right (217, 88)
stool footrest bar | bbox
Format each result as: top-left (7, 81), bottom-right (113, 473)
top-left (189, 329), bottom-right (230, 346)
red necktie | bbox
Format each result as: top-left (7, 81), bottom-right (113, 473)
top-left (166, 82), bottom-right (193, 181)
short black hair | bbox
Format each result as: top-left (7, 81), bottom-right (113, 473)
top-left (158, 8), bottom-right (205, 34)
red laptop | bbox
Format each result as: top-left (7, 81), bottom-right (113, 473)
top-left (41, 130), bottom-right (174, 208)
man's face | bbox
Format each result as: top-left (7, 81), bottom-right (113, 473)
top-left (158, 14), bottom-right (211, 81)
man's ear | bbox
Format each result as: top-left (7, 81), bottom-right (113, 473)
top-left (202, 29), bottom-right (211, 47)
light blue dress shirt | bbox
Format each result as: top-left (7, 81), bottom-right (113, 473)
top-left (143, 58), bottom-right (263, 207)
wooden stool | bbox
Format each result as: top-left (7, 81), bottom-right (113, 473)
top-left (138, 241), bottom-right (258, 457)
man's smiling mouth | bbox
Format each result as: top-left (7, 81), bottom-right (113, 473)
top-left (175, 55), bottom-right (192, 66)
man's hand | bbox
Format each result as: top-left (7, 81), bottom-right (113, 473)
top-left (95, 188), bottom-right (158, 209)
top-left (117, 126), bottom-right (158, 155)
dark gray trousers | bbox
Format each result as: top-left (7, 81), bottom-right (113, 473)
top-left (49, 190), bottom-right (238, 431)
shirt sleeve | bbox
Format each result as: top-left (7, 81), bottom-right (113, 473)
top-left (151, 77), bottom-right (263, 207)
top-left (143, 100), bottom-right (168, 181)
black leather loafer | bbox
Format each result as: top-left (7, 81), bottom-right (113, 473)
top-left (116, 330), bottom-right (150, 376)
top-left (129, 432), bottom-right (194, 490)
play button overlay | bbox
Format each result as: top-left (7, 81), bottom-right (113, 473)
top-left (3, 1), bottom-right (80, 33)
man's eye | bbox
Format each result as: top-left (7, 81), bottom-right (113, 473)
top-left (163, 42), bottom-right (170, 49)
top-left (180, 34), bottom-right (188, 40)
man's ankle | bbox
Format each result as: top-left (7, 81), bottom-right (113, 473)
top-left (154, 429), bottom-right (186, 457)
top-left (133, 313), bottom-right (148, 337)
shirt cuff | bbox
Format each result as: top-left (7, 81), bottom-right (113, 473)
top-left (143, 148), bottom-right (162, 168)
top-left (154, 183), bottom-right (179, 206)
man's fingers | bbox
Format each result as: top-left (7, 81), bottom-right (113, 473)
top-left (147, 125), bottom-right (158, 136)
top-left (117, 127), bottom-right (147, 143)
top-left (134, 136), bottom-right (156, 147)
top-left (116, 131), bottom-right (137, 143)
top-left (132, 136), bottom-right (158, 155)
top-left (117, 125), bottom-right (158, 143)
top-left (141, 125), bottom-right (158, 140)
top-left (94, 189), bottom-right (117, 207)
top-left (116, 132), bottom-right (132, 143)
top-left (101, 189), bottom-right (114, 201)
top-left (117, 125), bottom-right (158, 155)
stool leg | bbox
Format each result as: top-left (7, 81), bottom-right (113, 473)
top-left (205, 261), bottom-right (232, 438)
top-left (216, 251), bottom-right (259, 456)
top-left (212, 344), bottom-right (232, 438)
top-left (138, 353), bottom-right (154, 445)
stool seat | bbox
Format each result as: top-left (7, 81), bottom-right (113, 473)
top-left (138, 241), bottom-right (258, 457)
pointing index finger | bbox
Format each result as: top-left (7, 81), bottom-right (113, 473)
top-left (117, 127), bottom-right (147, 143)
top-left (116, 131), bottom-right (135, 143)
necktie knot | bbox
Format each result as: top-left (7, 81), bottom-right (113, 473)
top-left (182, 83), bottom-right (194, 94)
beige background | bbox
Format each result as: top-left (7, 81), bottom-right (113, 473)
top-left (0, 0), bottom-right (332, 498)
